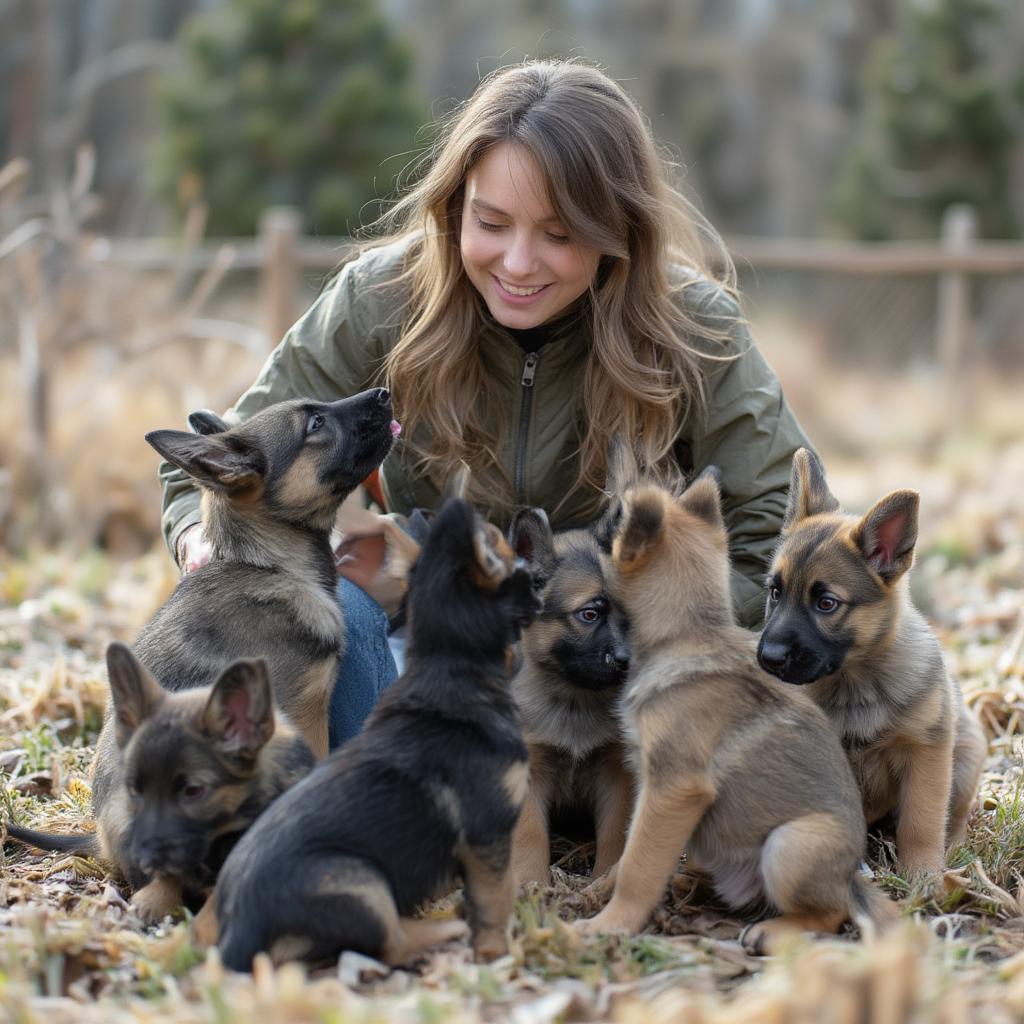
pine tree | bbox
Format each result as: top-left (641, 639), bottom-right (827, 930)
top-left (832, 0), bottom-right (1021, 240)
top-left (153, 0), bottom-right (423, 235)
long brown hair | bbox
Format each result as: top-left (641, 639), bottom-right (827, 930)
top-left (366, 60), bottom-right (739, 508)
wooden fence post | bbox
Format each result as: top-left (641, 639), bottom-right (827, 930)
top-left (260, 206), bottom-right (301, 348)
top-left (937, 204), bottom-right (977, 431)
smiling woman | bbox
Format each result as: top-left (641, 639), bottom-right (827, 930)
top-left (158, 60), bottom-right (812, 744)
top-left (460, 144), bottom-right (602, 329)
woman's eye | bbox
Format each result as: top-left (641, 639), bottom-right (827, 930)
top-left (475, 218), bottom-right (503, 232)
top-left (545, 231), bottom-right (570, 244)
top-left (816, 595), bottom-right (839, 614)
top-left (306, 413), bottom-right (325, 436)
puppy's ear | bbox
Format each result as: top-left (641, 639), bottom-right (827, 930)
top-left (106, 643), bottom-right (163, 743)
top-left (472, 521), bottom-right (515, 590)
top-left (510, 508), bottom-right (555, 573)
top-left (783, 448), bottom-right (840, 532)
top-left (613, 489), bottom-right (665, 573)
top-left (406, 509), bottom-right (433, 546)
top-left (605, 435), bottom-right (640, 495)
top-left (852, 490), bottom-right (919, 583)
top-left (679, 466), bottom-right (723, 527)
top-left (145, 430), bottom-right (263, 492)
top-left (380, 516), bottom-right (421, 584)
top-left (202, 659), bottom-right (274, 758)
top-left (188, 409), bottom-right (230, 435)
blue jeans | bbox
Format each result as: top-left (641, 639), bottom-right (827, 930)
top-left (327, 578), bottom-right (399, 748)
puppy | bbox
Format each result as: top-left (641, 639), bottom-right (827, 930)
top-left (5, 643), bottom-right (313, 931)
top-left (509, 508), bottom-right (633, 886)
top-left (575, 471), bottom-right (893, 953)
top-left (757, 448), bottom-right (987, 876)
top-left (144, 388), bottom-right (397, 759)
top-left (213, 497), bottom-right (541, 970)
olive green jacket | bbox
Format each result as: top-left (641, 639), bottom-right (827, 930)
top-left (160, 237), bottom-right (811, 628)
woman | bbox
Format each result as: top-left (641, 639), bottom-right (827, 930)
top-left (160, 60), bottom-right (810, 744)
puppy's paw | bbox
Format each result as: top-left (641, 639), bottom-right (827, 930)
top-left (582, 863), bottom-right (618, 907)
top-left (739, 919), bottom-right (800, 957)
top-left (904, 864), bottom-right (946, 902)
top-left (573, 905), bottom-right (636, 939)
top-left (190, 894), bottom-right (219, 948)
top-left (434, 919), bottom-right (472, 946)
top-left (898, 838), bottom-right (946, 881)
top-left (740, 913), bottom-right (838, 956)
top-left (472, 926), bottom-right (508, 962)
top-left (130, 877), bottom-right (182, 925)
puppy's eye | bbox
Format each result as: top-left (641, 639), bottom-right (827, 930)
top-left (768, 586), bottom-right (781, 603)
top-left (815, 595), bottom-right (840, 614)
top-left (575, 605), bottom-right (603, 625)
top-left (306, 413), bottom-right (325, 436)
top-left (126, 783), bottom-right (141, 800)
top-left (181, 783), bottom-right (208, 801)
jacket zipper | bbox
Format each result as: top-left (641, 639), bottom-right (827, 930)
top-left (514, 352), bottom-right (539, 503)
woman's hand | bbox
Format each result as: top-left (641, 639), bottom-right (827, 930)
top-left (177, 523), bottom-right (214, 574)
top-left (334, 510), bottom-right (420, 616)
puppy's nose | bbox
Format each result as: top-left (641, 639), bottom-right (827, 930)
top-left (375, 387), bottom-right (391, 405)
top-left (757, 641), bottom-right (789, 673)
top-left (610, 648), bottom-right (630, 673)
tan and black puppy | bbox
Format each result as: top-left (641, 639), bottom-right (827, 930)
top-left (144, 388), bottom-right (397, 759)
top-left (509, 509), bottom-right (633, 886)
top-left (575, 472), bottom-right (894, 953)
top-left (214, 497), bottom-right (541, 971)
top-left (5, 643), bottom-right (313, 933)
top-left (757, 448), bottom-right (986, 876)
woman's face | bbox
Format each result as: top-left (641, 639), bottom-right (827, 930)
top-left (460, 142), bottom-right (601, 330)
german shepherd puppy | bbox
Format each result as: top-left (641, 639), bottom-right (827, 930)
top-left (509, 509), bottom-right (632, 886)
top-left (5, 643), bottom-right (313, 931)
top-left (143, 388), bottom-right (397, 758)
top-left (757, 448), bottom-right (987, 877)
top-left (214, 497), bottom-right (541, 971)
top-left (575, 472), bottom-right (894, 953)
top-left (6, 390), bottom-right (394, 922)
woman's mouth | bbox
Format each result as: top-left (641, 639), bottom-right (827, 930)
top-left (493, 275), bottom-right (551, 303)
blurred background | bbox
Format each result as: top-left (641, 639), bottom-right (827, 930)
top-left (0, 0), bottom-right (1022, 561)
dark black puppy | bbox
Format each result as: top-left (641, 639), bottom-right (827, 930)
top-left (214, 497), bottom-right (540, 970)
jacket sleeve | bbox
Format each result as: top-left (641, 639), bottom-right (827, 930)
top-left (681, 283), bottom-right (812, 629)
top-left (159, 252), bottom-right (395, 559)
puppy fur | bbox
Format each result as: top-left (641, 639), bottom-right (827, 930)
top-left (143, 389), bottom-right (396, 759)
top-left (6, 643), bottom-right (313, 928)
top-left (758, 448), bottom-right (987, 876)
top-left (575, 471), bottom-right (894, 953)
top-left (213, 497), bottom-right (541, 971)
top-left (509, 509), bottom-right (633, 886)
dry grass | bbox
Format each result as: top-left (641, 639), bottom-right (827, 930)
top-left (2, 431), bottom-right (1023, 1022)
top-left (1, 332), bottom-right (1023, 1020)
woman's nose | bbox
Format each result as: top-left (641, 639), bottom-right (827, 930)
top-left (502, 231), bottom-right (538, 279)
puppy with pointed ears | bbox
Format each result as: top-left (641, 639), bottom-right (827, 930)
top-left (509, 508), bottom-right (633, 887)
top-left (213, 497), bottom-right (541, 971)
top-left (5, 643), bottom-right (313, 934)
top-left (575, 470), bottom-right (894, 953)
top-left (146, 388), bottom-right (398, 759)
top-left (757, 448), bottom-right (986, 877)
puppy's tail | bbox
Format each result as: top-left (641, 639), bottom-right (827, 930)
top-left (850, 871), bottom-right (900, 937)
top-left (4, 820), bottom-right (100, 858)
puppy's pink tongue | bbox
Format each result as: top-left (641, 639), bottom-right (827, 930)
top-left (390, 419), bottom-right (402, 437)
